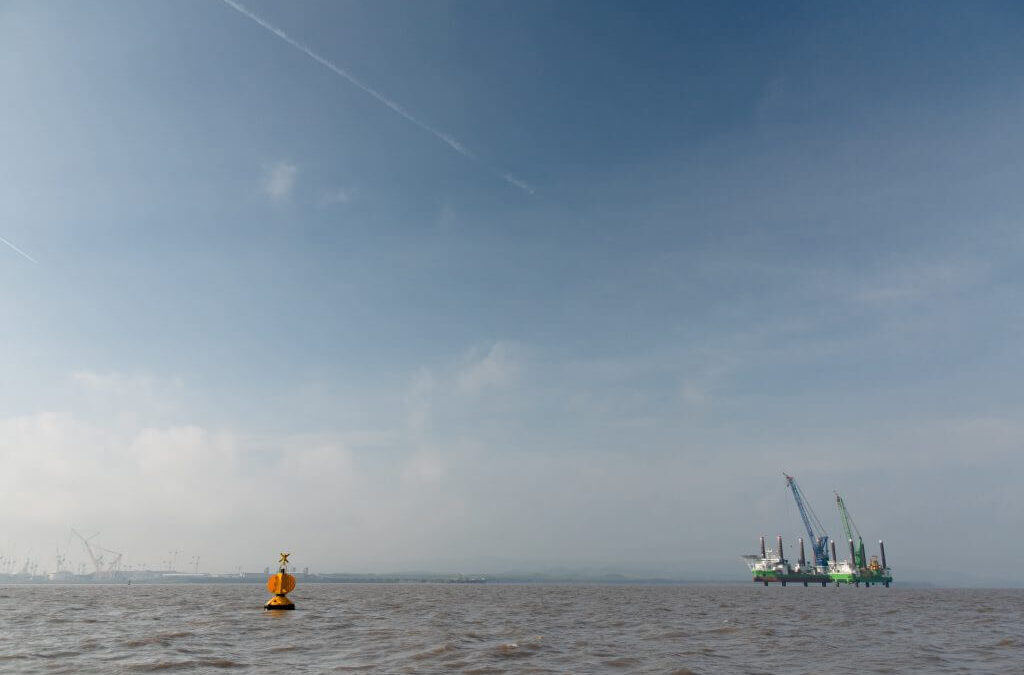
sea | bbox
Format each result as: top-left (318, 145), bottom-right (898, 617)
top-left (1, 583), bottom-right (1021, 673)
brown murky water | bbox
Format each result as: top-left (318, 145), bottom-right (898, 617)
top-left (1, 584), bottom-right (1021, 673)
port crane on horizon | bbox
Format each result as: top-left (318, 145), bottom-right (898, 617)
top-left (99, 547), bottom-right (123, 574)
top-left (783, 473), bottom-right (831, 567)
top-left (71, 528), bottom-right (105, 577)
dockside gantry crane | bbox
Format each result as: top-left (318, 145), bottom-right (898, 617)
top-left (783, 473), bottom-right (831, 567)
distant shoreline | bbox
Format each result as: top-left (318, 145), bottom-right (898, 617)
top-left (0, 573), bottom-right (958, 588)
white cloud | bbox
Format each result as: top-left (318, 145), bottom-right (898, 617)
top-left (456, 341), bottom-right (520, 395)
top-left (406, 368), bottom-right (434, 437)
top-left (5, 349), bottom-right (1023, 581)
top-left (263, 160), bottom-right (297, 201)
top-left (680, 381), bottom-right (710, 406)
top-left (319, 188), bottom-right (352, 206)
top-left (851, 260), bottom-right (980, 308)
top-left (0, 367), bottom-right (477, 573)
top-left (0, 414), bottom-right (259, 551)
top-left (436, 204), bottom-right (457, 233)
top-left (72, 370), bottom-right (182, 399)
top-left (0, 410), bottom-right (397, 571)
top-left (402, 449), bottom-right (444, 485)
top-left (70, 370), bottom-right (184, 427)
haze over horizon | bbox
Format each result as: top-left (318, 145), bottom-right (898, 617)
top-left (3, 0), bottom-right (1024, 586)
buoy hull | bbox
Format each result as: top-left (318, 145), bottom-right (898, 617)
top-left (264, 594), bottom-right (295, 610)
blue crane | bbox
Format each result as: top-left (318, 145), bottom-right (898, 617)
top-left (783, 473), bottom-right (831, 567)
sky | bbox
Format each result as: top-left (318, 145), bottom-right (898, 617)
top-left (2, 0), bottom-right (1024, 583)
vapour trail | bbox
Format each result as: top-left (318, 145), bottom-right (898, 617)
top-left (220, 0), bottom-right (535, 195)
top-left (0, 236), bottom-right (38, 264)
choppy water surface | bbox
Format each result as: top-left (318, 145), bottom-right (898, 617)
top-left (1, 584), bottom-right (1021, 673)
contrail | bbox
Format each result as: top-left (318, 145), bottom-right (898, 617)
top-left (220, 0), bottom-right (533, 194)
top-left (0, 236), bottom-right (38, 264)
top-left (503, 173), bottom-right (536, 195)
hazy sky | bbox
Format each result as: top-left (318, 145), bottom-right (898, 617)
top-left (3, 0), bottom-right (1024, 583)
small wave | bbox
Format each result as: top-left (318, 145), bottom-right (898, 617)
top-left (35, 651), bottom-right (80, 659)
top-left (125, 658), bottom-right (244, 671)
top-left (331, 664), bottom-right (380, 672)
top-left (493, 641), bottom-right (530, 659)
top-left (492, 639), bottom-right (543, 659)
top-left (125, 662), bottom-right (188, 672)
top-left (121, 631), bottom-right (194, 648)
top-left (651, 629), bottom-right (689, 639)
top-left (669, 669), bottom-right (699, 675)
top-left (198, 658), bottom-right (244, 669)
top-left (411, 642), bottom-right (458, 660)
top-left (604, 656), bottom-right (641, 667)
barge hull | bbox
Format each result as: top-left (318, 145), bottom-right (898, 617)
top-left (752, 573), bottom-right (831, 586)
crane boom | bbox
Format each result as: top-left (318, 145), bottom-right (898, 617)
top-left (71, 528), bottom-right (103, 576)
top-left (783, 473), bottom-right (830, 567)
top-left (100, 547), bottom-right (123, 573)
top-left (835, 492), bottom-right (866, 568)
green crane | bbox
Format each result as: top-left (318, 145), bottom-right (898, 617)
top-left (835, 492), bottom-right (866, 569)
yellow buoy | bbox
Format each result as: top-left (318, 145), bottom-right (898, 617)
top-left (265, 552), bottom-right (296, 610)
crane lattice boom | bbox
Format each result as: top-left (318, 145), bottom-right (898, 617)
top-left (835, 492), bottom-right (866, 569)
top-left (783, 473), bottom-right (831, 567)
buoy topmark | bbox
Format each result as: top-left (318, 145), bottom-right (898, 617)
top-left (265, 552), bottom-right (296, 610)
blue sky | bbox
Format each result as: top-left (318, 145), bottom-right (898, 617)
top-left (2, 0), bottom-right (1023, 582)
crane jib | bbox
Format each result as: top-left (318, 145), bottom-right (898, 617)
top-left (783, 473), bottom-right (831, 567)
